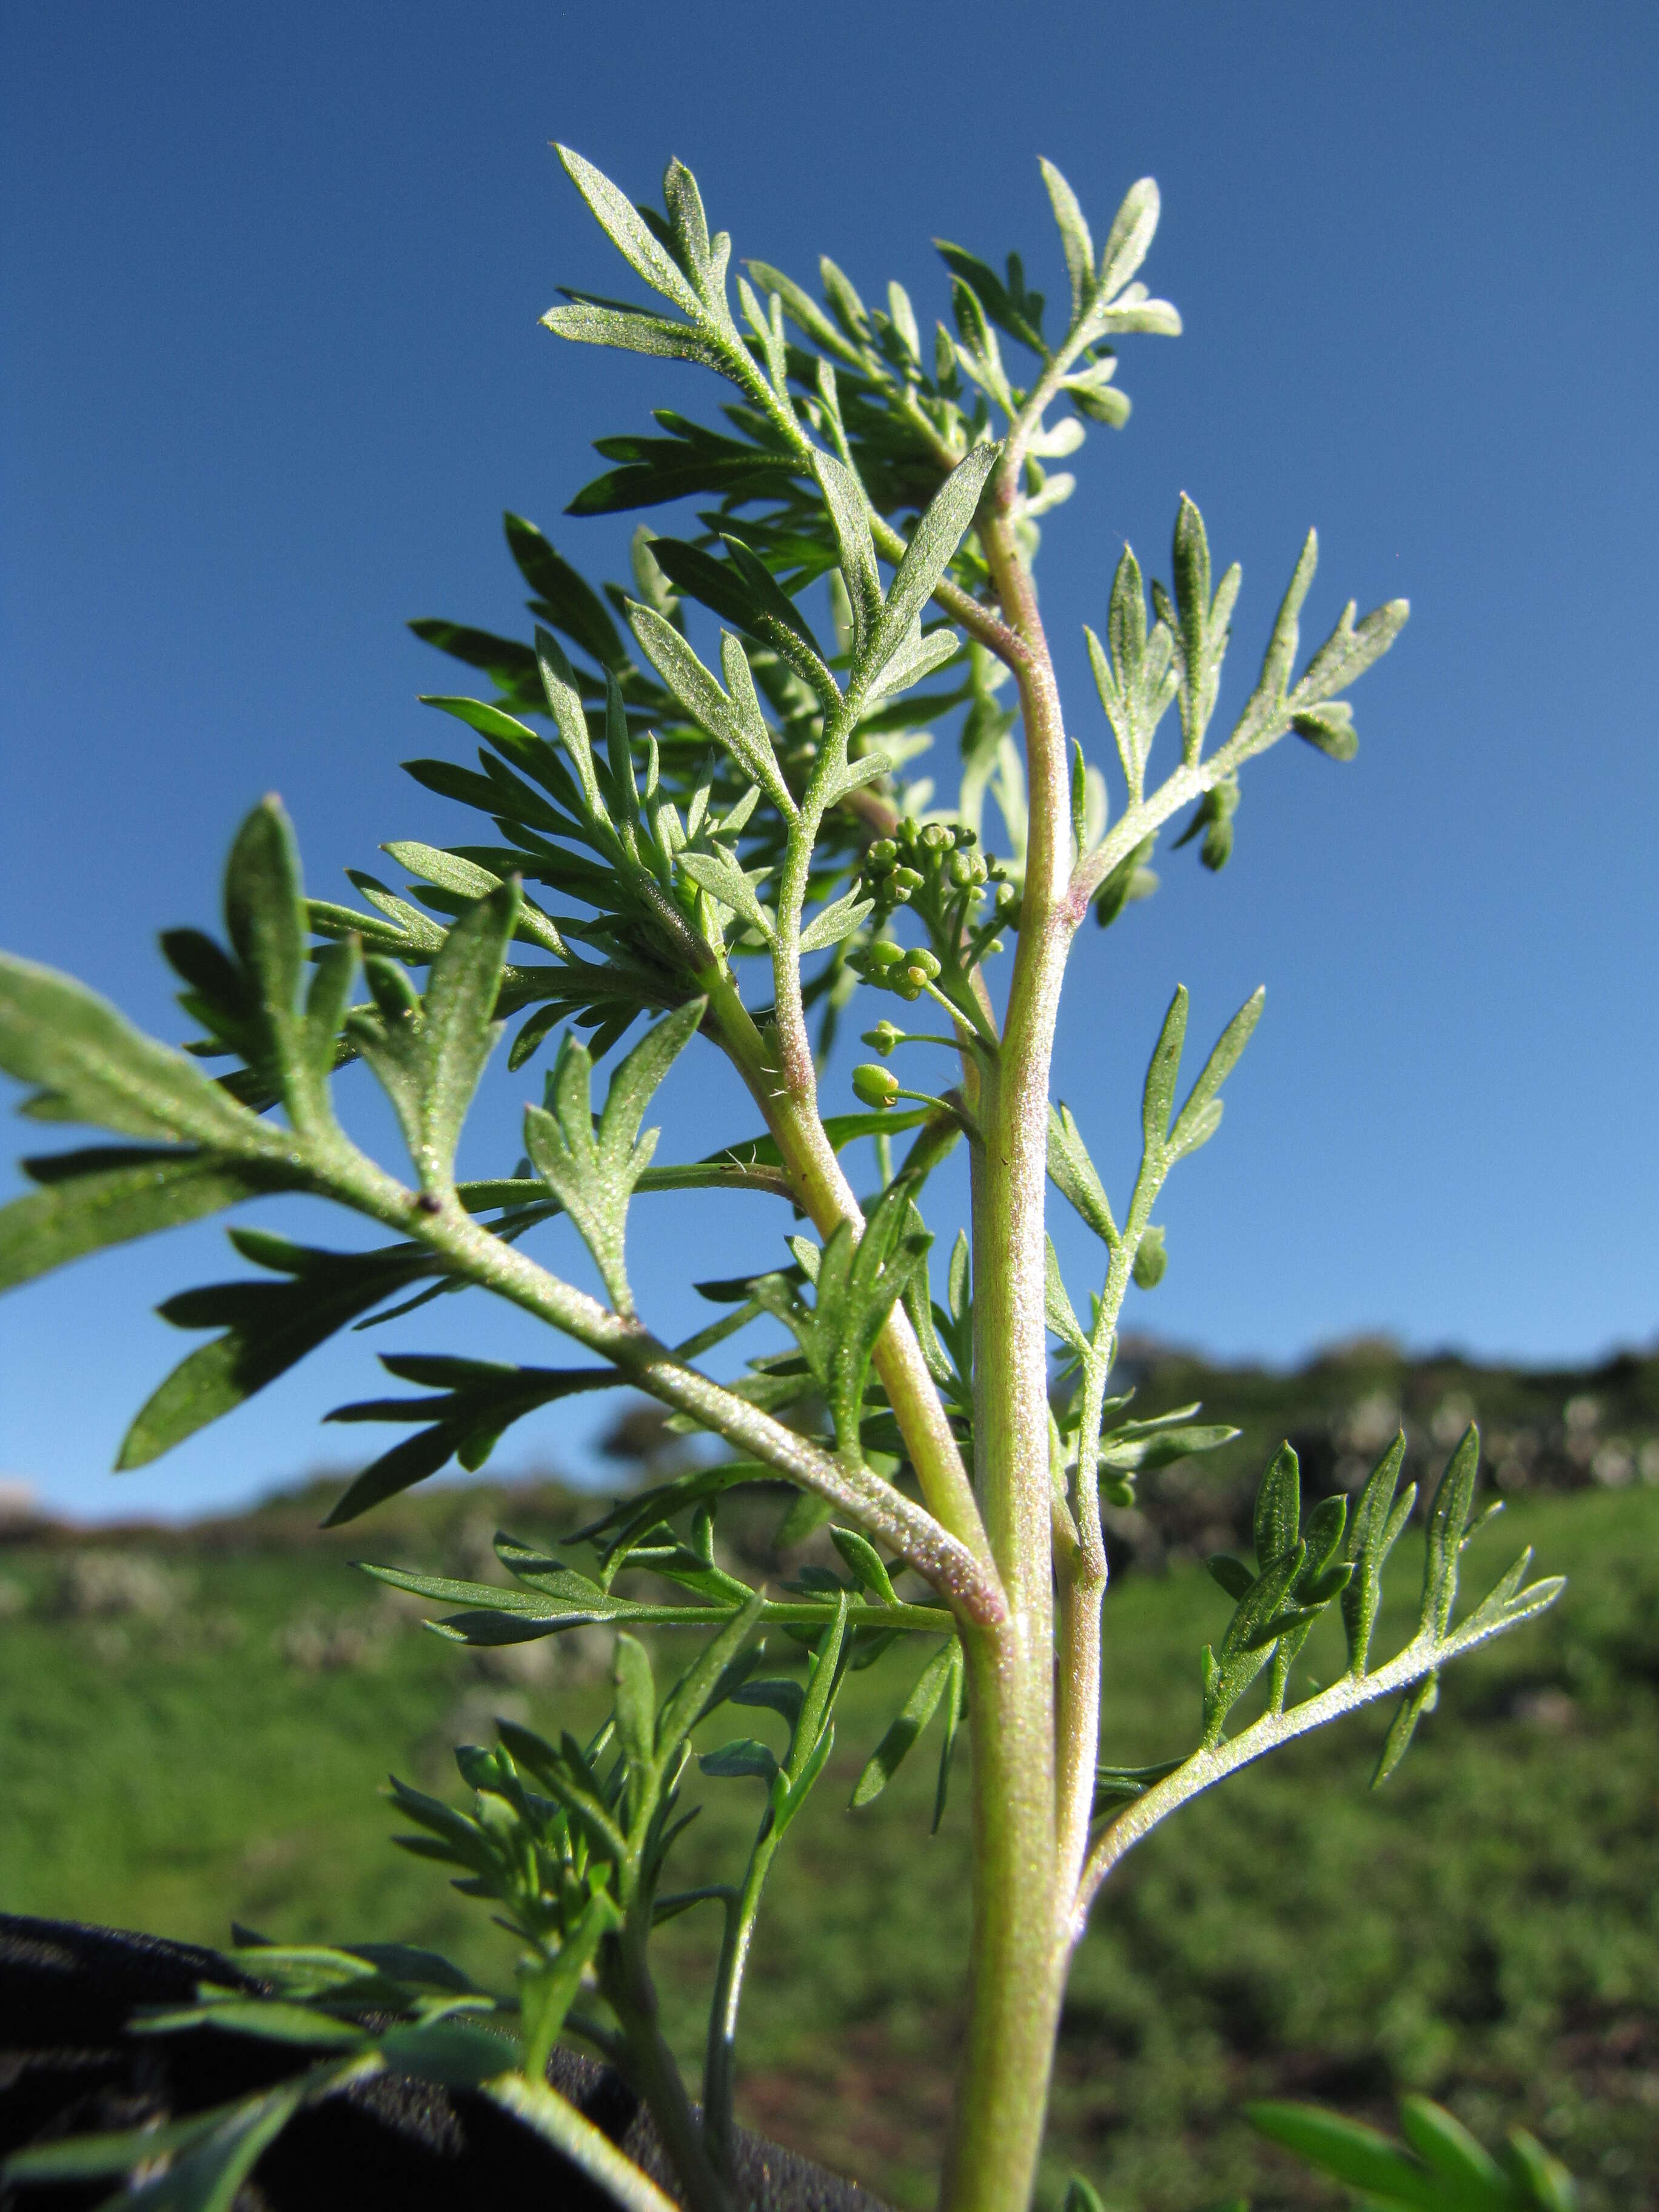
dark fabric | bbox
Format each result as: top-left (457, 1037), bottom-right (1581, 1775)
top-left (0, 1917), bottom-right (885, 2212)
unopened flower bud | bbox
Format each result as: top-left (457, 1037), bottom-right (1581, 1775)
top-left (920, 822), bottom-right (953, 851)
top-left (867, 839), bottom-right (897, 870)
top-left (908, 948), bottom-right (942, 979)
top-left (1131, 1226), bottom-right (1167, 1290)
top-left (852, 1062), bottom-right (901, 1108)
top-left (862, 1021), bottom-right (903, 1057)
top-left (866, 940), bottom-right (904, 970)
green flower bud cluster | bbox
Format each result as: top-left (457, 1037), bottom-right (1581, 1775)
top-left (865, 836), bottom-right (925, 904)
top-left (866, 819), bottom-right (999, 911)
top-left (860, 939), bottom-right (942, 1002)
top-left (850, 815), bottom-right (1018, 1003)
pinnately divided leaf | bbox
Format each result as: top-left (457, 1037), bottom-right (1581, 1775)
top-left (859, 446), bottom-right (999, 697)
top-left (523, 1000), bottom-right (706, 1311)
top-left (0, 953), bottom-right (275, 1151)
top-left (0, 1147), bottom-right (302, 1295)
top-left (628, 606), bottom-right (797, 819)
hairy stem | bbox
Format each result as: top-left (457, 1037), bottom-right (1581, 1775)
top-left (1069, 1615), bottom-right (1541, 1943)
top-left (971, 503), bottom-right (1075, 1608)
top-left (940, 500), bottom-right (1080, 2212)
top-left (939, 1625), bottom-right (1067, 2212)
top-left (313, 1136), bottom-right (1003, 1620)
top-left (703, 975), bottom-right (996, 1581)
top-left (1053, 1547), bottom-right (1107, 1906)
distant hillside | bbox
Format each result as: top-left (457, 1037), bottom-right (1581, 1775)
top-left (1107, 1332), bottom-right (1659, 1570)
top-left (4, 1338), bottom-right (1654, 1586)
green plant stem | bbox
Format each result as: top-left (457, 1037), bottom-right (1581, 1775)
top-left (973, 499), bottom-right (1075, 1609)
top-left (939, 1624), bottom-right (1067, 2212)
top-left (608, 1928), bottom-right (736, 2212)
top-left (702, 1829), bottom-right (780, 2181)
top-left (702, 973), bottom-right (997, 1584)
top-left (736, 597), bottom-right (993, 1578)
top-left (310, 1133), bottom-right (1003, 1618)
top-left (682, 316), bottom-right (1022, 1584)
top-left (939, 498), bottom-right (1081, 2212)
top-left (1053, 1543), bottom-right (1108, 1906)
top-left (1068, 1607), bottom-right (1558, 1943)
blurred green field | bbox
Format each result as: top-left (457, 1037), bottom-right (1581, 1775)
top-left (1, 1475), bottom-right (1655, 2211)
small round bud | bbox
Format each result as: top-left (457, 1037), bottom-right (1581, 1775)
top-left (866, 940), bottom-right (904, 970)
top-left (862, 1021), bottom-right (903, 1057)
top-left (1131, 1226), bottom-right (1167, 1290)
top-left (985, 936), bottom-right (1005, 956)
top-left (919, 822), bottom-right (952, 851)
top-left (892, 865), bottom-right (923, 890)
top-left (851, 1062), bottom-right (901, 1108)
top-left (908, 948), bottom-right (942, 979)
top-left (1101, 1474), bottom-right (1138, 1509)
top-left (896, 978), bottom-right (923, 1002)
top-left (867, 838), bottom-right (897, 870)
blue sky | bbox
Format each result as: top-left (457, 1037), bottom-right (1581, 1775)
top-left (2, 1), bottom-right (1655, 1522)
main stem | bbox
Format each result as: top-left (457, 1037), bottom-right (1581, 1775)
top-left (939, 497), bottom-right (1083, 2212)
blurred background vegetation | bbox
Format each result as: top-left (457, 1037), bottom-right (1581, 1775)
top-left (2, 1338), bottom-right (1655, 2211)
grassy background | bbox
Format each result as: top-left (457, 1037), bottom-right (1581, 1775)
top-left (1, 1447), bottom-right (1656, 2209)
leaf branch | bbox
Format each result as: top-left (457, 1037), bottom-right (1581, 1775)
top-left (367, 1188), bottom-right (1004, 1623)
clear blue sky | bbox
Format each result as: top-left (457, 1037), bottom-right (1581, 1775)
top-left (2, 2), bottom-right (1655, 1522)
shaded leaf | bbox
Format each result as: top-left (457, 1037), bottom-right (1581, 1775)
top-left (850, 1638), bottom-right (955, 1807)
top-left (0, 954), bottom-right (266, 1149)
top-left (118, 1235), bottom-right (434, 1469)
top-left (0, 1147), bottom-right (300, 1294)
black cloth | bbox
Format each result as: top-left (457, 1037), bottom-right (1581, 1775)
top-left (0, 1917), bottom-right (884, 2212)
